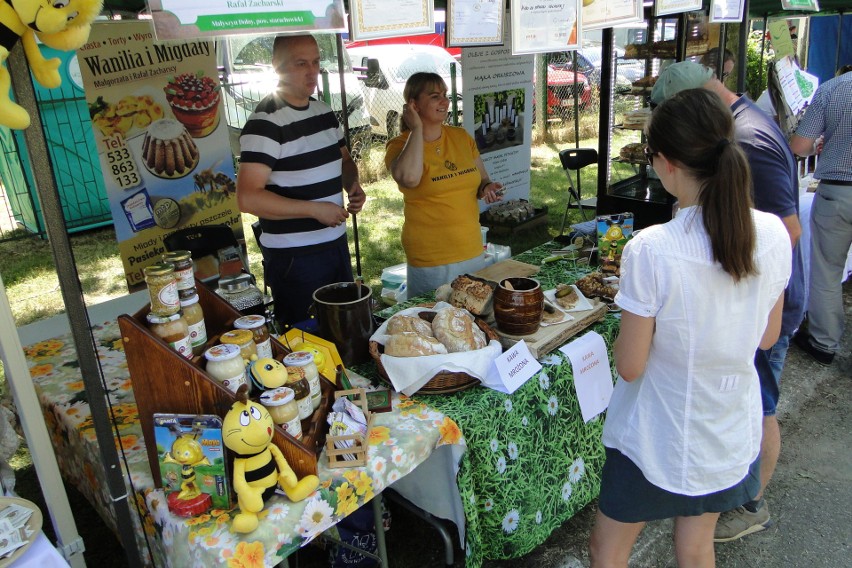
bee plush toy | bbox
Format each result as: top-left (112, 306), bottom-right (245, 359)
top-left (247, 357), bottom-right (288, 394)
top-left (0, 0), bottom-right (104, 130)
top-left (223, 384), bottom-right (319, 533)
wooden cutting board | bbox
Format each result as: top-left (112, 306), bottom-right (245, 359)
top-left (473, 259), bottom-right (540, 282)
top-left (494, 301), bottom-right (608, 359)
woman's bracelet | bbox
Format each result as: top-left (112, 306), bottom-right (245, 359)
top-left (478, 179), bottom-right (492, 196)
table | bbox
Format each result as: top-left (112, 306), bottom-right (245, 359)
top-left (18, 298), bottom-right (466, 567)
top-left (355, 244), bottom-right (621, 567)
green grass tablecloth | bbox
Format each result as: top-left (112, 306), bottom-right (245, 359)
top-left (355, 243), bottom-right (621, 567)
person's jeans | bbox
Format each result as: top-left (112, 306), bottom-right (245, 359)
top-left (807, 183), bottom-right (852, 353)
top-left (754, 333), bottom-right (790, 416)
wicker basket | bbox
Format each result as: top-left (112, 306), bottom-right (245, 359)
top-left (369, 308), bottom-right (500, 395)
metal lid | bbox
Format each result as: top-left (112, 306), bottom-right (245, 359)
top-left (179, 293), bottom-right (200, 307)
top-left (220, 329), bottom-right (253, 345)
top-left (203, 343), bottom-right (241, 361)
top-left (234, 315), bottom-right (266, 330)
top-left (283, 350), bottom-right (315, 367)
top-left (143, 262), bottom-right (175, 277)
top-left (218, 275), bottom-right (251, 292)
top-left (146, 311), bottom-right (183, 324)
top-left (163, 250), bottom-right (192, 262)
top-left (260, 387), bottom-right (295, 407)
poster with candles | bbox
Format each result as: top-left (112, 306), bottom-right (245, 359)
top-left (462, 15), bottom-right (535, 204)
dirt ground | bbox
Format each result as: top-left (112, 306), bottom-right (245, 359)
top-left (15, 281), bottom-right (852, 567)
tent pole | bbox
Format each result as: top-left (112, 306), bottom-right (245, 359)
top-left (7, 43), bottom-right (145, 566)
top-left (0, 276), bottom-right (86, 567)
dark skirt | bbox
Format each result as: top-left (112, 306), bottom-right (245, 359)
top-left (598, 447), bottom-right (761, 523)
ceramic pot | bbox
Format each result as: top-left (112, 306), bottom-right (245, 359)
top-left (312, 282), bottom-right (374, 365)
top-left (493, 277), bottom-right (543, 336)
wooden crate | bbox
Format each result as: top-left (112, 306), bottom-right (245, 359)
top-left (325, 389), bottom-right (372, 469)
top-left (118, 282), bottom-right (336, 484)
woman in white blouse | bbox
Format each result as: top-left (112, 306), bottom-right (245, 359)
top-left (589, 88), bottom-right (792, 568)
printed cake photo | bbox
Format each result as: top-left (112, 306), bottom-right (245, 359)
top-left (141, 119), bottom-right (200, 179)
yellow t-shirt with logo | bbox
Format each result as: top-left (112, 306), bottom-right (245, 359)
top-left (385, 125), bottom-right (482, 267)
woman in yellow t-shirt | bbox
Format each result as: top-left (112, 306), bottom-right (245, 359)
top-left (385, 72), bottom-right (504, 297)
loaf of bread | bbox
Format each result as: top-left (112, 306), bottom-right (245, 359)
top-left (386, 314), bottom-right (434, 337)
top-left (449, 274), bottom-right (494, 316)
top-left (385, 332), bottom-right (448, 357)
top-left (432, 307), bottom-right (487, 353)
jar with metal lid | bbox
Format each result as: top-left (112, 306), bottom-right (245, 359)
top-left (144, 262), bottom-right (179, 316)
top-left (259, 387), bottom-right (302, 440)
top-left (179, 292), bottom-right (207, 356)
top-left (215, 274), bottom-right (264, 314)
top-left (286, 372), bottom-right (313, 420)
top-left (234, 315), bottom-right (273, 359)
top-left (146, 311), bottom-right (192, 359)
top-left (284, 351), bottom-right (321, 410)
top-left (162, 250), bottom-right (195, 293)
top-left (219, 329), bottom-right (257, 362)
top-left (204, 344), bottom-right (247, 393)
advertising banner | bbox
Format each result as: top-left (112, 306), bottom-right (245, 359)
top-left (462, 16), bottom-right (534, 205)
top-left (77, 21), bottom-right (242, 289)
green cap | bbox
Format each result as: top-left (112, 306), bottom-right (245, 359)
top-left (650, 61), bottom-right (714, 106)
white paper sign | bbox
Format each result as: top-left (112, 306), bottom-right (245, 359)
top-left (775, 56), bottom-right (819, 117)
top-left (485, 340), bottom-right (542, 394)
top-left (559, 331), bottom-right (613, 423)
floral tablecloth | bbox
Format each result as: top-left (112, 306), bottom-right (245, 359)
top-left (362, 243), bottom-right (621, 567)
top-left (23, 320), bottom-right (465, 567)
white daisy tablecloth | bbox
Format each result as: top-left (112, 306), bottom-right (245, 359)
top-left (23, 319), bottom-right (465, 567)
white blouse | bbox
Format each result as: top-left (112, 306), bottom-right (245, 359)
top-left (603, 206), bottom-right (791, 496)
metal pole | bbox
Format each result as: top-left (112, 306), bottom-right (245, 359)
top-left (758, 14), bottom-right (768, 95)
top-left (335, 33), bottom-right (352, 145)
top-left (737, 0), bottom-right (750, 94)
top-left (7, 43), bottom-right (145, 567)
top-left (450, 63), bottom-right (459, 126)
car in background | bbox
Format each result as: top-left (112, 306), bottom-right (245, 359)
top-left (218, 33), bottom-right (373, 159)
top-left (346, 44), bottom-right (463, 138)
top-left (549, 45), bottom-right (645, 93)
top-left (536, 61), bottom-right (593, 117)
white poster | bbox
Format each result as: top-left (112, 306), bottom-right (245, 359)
top-left (350, 0), bottom-right (434, 40)
top-left (709, 0), bottom-right (746, 23)
top-left (583, 0), bottom-right (643, 32)
top-left (775, 56), bottom-right (819, 117)
top-left (655, 0), bottom-right (702, 17)
top-left (510, 0), bottom-right (581, 55)
top-left (448, 0), bottom-right (504, 46)
top-left (462, 16), bottom-right (534, 204)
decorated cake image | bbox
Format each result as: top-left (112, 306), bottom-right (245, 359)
top-left (141, 119), bottom-right (200, 179)
top-left (164, 72), bottom-right (222, 138)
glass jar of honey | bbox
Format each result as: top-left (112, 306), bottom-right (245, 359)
top-left (146, 311), bottom-right (192, 359)
top-left (234, 315), bottom-right (273, 359)
top-left (204, 343), bottom-right (247, 393)
top-left (144, 262), bottom-right (179, 317)
top-left (260, 387), bottom-right (302, 440)
top-left (219, 329), bottom-right (257, 362)
top-left (284, 351), bottom-right (321, 410)
top-left (162, 250), bottom-right (194, 294)
top-left (179, 292), bottom-right (207, 356)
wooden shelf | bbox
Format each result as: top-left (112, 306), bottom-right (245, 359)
top-left (118, 281), bottom-right (336, 485)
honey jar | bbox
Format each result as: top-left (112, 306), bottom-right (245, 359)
top-left (284, 351), bottom-right (321, 410)
top-left (234, 315), bottom-right (273, 359)
top-left (260, 387), bottom-right (302, 440)
top-left (204, 344), bottom-right (247, 393)
top-left (162, 250), bottom-right (194, 293)
top-left (146, 312), bottom-right (192, 359)
top-left (143, 262), bottom-right (179, 317)
top-left (220, 329), bottom-right (257, 362)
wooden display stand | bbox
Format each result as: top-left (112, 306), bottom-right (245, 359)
top-left (325, 389), bottom-right (372, 469)
top-left (118, 282), bottom-right (336, 485)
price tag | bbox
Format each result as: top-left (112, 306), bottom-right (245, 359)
top-left (101, 133), bottom-right (142, 190)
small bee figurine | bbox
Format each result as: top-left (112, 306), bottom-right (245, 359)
top-left (163, 432), bottom-right (210, 501)
top-left (223, 384), bottom-right (319, 533)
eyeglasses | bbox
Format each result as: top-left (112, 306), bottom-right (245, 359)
top-left (643, 145), bottom-right (657, 166)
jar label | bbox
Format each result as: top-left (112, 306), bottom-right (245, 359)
top-left (296, 395), bottom-right (312, 420)
top-left (222, 372), bottom-right (247, 393)
top-left (170, 335), bottom-right (193, 359)
top-left (157, 281), bottom-right (180, 311)
top-left (284, 416), bottom-right (303, 440)
top-left (188, 320), bottom-right (208, 348)
top-left (256, 338), bottom-right (273, 360)
top-left (308, 375), bottom-right (321, 399)
top-left (174, 267), bottom-right (195, 290)
top-left (287, 366), bottom-right (306, 381)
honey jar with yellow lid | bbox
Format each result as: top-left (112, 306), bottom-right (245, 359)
top-left (219, 329), bottom-right (257, 362)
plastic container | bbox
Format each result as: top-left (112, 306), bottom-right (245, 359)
top-left (380, 263), bottom-right (408, 306)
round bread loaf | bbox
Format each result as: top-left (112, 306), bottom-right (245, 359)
top-left (432, 307), bottom-right (487, 353)
top-left (385, 332), bottom-right (448, 357)
top-left (386, 314), bottom-right (435, 337)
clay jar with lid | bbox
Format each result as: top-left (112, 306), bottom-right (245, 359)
top-left (234, 315), bottom-right (273, 359)
top-left (493, 277), bottom-right (544, 336)
top-left (260, 387), bottom-right (302, 440)
top-left (144, 262), bottom-right (180, 317)
top-left (219, 329), bottom-right (257, 362)
top-left (179, 292), bottom-right (207, 355)
top-left (147, 312), bottom-right (192, 359)
top-left (284, 351), bottom-right (321, 410)
top-left (204, 343), bottom-right (247, 393)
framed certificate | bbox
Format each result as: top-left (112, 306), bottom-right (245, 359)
top-left (655, 0), bottom-right (703, 17)
top-left (447, 0), bottom-right (505, 46)
top-left (709, 0), bottom-right (746, 23)
top-left (510, 0), bottom-right (581, 55)
top-left (583, 0), bottom-right (643, 32)
top-left (349, 0), bottom-right (434, 41)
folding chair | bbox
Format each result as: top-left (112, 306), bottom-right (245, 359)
top-left (558, 147), bottom-right (598, 232)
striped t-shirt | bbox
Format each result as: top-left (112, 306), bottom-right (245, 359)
top-left (240, 95), bottom-right (347, 250)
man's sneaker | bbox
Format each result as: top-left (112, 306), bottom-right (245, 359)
top-left (793, 331), bottom-right (835, 366)
top-left (714, 502), bottom-right (772, 542)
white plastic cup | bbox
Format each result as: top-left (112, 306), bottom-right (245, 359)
top-left (481, 226), bottom-right (489, 249)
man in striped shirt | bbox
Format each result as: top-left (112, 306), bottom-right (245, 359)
top-left (237, 34), bottom-right (366, 329)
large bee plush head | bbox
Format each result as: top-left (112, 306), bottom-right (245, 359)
top-left (248, 358), bottom-right (288, 391)
top-left (223, 384), bottom-right (274, 455)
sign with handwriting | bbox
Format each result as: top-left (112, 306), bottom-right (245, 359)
top-left (559, 331), bottom-right (613, 422)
